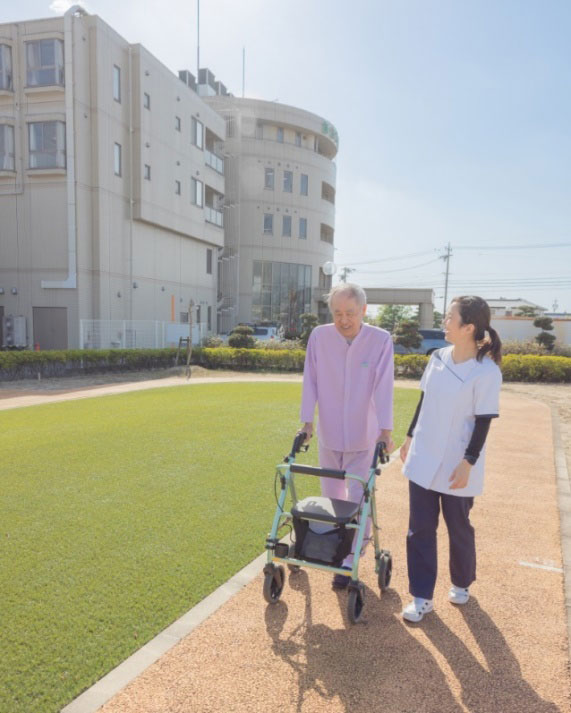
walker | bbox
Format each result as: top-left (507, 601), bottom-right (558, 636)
top-left (263, 433), bottom-right (393, 624)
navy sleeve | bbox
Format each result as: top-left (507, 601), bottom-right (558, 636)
top-left (464, 416), bottom-right (493, 465)
top-left (407, 392), bottom-right (424, 438)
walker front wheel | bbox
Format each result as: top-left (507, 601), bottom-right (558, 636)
top-left (263, 564), bottom-right (285, 604)
top-left (347, 584), bottom-right (365, 624)
top-left (377, 550), bottom-right (393, 592)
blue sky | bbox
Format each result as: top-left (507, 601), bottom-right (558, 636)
top-left (7, 0), bottom-right (571, 312)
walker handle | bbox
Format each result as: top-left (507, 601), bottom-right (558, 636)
top-left (372, 441), bottom-right (389, 469)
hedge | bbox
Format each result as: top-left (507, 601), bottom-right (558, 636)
top-left (1, 348), bottom-right (570, 383)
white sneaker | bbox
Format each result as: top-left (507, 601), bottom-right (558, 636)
top-left (449, 585), bottom-right (470, 605)
top-left (402, 597), bottom-right (434, 622)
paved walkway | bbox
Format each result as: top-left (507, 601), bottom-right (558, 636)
top-left (4, 376), bottom-right (569, 712)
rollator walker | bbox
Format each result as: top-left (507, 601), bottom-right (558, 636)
top-left (263, 433), bottom-right (393, 624)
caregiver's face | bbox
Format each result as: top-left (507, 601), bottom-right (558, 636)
top-left (330, 294), bottom-right (366, 340)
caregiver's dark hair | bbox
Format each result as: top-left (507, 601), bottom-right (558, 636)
top-left (451, 295), bottom-right (502, 365)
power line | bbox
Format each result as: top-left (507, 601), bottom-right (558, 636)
top-left (352, 257), bottom-right (442, 274)
top-left (455, 242), bottom-right (571, 251)
top-left (341, 249), bottom-right (437, 266)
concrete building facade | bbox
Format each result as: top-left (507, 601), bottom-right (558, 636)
top-left (204, 95), bottom-right (337, 334)
top-left (0, 9), bottom-right (224, 349)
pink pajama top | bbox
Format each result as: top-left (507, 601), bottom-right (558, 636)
top-left (300, 323), bottom-right (394, 452)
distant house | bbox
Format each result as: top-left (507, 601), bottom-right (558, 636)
top-left (487, 298), bottom-right (547, 317)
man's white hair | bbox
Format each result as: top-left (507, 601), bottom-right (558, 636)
top-left (326, 283), bottom-right (367, 311)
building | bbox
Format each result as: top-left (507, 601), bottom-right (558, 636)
top-left (204, 94), bottom-right (337, 334)
top-left (487, 298), bottom-right (546, 317)
top-left (0, 8), bottom-right (224, 349)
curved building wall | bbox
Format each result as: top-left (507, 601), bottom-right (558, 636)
top-left (205, 97), bottom-right (337, 333)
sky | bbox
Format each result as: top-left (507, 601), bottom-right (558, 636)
top-left (6, 0), bottom-right (571, 313)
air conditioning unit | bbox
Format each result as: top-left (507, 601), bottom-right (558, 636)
top-left (2, 315), bottom-right (27, 349)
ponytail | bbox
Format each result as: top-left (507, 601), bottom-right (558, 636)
top-left (477, 326), bottom-right (502, 365)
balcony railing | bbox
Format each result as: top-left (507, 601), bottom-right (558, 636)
top-left (205, 149), bottom-right (224, 174)
top-left (205, 205), bottom-right (224, 227)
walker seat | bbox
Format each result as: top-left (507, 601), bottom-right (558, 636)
top-left (291, 496), bottom-right (360, 525)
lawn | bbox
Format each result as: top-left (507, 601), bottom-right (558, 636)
top-left (0, 382), bottom-right (418, 713)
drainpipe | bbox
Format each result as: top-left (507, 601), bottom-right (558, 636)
top-left (41, 4), bottom-right (87, 289)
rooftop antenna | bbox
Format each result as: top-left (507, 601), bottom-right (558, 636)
top-left (197, 0), bottom-right (200, 80)
top-left (242, 47), bottom-right (245, 98)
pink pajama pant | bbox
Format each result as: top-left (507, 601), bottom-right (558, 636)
top-left (318, 443), bottom-right (377, 567)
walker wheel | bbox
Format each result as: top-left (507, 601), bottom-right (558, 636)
top-left (287, 544), bottom-right (301, 573)
top-left (377, 550), bottom-right (393, 592)
top-left (263, 564), bottom-right (285, 604)
top-left (347, 583), bottom-right (365, 624)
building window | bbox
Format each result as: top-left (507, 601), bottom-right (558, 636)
top-left (26, 39), bottom-right (64, 87)
top-left (113, 65), bottom-right (121, 102)
top-left (255, 122), bottom-right (263, 140)
top-left (0, 125), bottom-right (15, 171)
top-left (192, 116), bottom-right (204, 149)
top-left (295, 131), bottom-right (302, 147)
top-left (300, 174), bottom-right (308, 196)
top-left (282, 215), bottom-right (292, 237)
top-left (251, 260), bottom-right (312, 331)
top-left (0, 45), bottom-right (13, 91)
top-left (320, 223), bottom-right (334, 244)
top-left (143, 92), bottom-right (151, 109)
top-left (175, 116), bottom-right (181, 132)
top-left (191, 177), bottom-right (203, 206)
top-left (263, 213), bottom-right (273, 235)
top-left (206, 248), bottom-right (213, 274)
top-left (113, 142), bottom-right (122, 176)
top-left (144, 164), bottom-right (151, 180)
top-left (207, 305), bottom-right (212, 331)
top-left (180, 311), bottom-right (189, 324)
top-left (264, 167), bottom-right (274, 190)
top-left (28, 121), bottom-right (65, 169)
top-left (225, 115), bottom-right (235, 138)
top-left (175, 179), bottom-right (181, 195)
top-left (299, 217), bottom-right (307, 240)
top-left (283, 170), bottom-right (293, 193)
top-left (196, 306), bottom-right (201, 324)
top-left (277, 127), bottom-right (284, 143)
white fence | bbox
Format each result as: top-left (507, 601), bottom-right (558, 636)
top-left (80, 320), bottom-right (207, 350)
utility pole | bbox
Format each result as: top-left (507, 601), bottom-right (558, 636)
top-left (339, 267), bottom-right (355, 283)
top-left (440, 242), bottom-right (452, 316)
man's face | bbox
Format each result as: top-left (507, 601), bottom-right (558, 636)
top-left (331, 295), bottom-right (366, 340)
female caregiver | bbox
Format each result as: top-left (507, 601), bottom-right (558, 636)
top-left (399, 295), bottom-right (502, 623)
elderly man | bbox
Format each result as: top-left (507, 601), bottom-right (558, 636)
top-left (300, 283), bottom-right (395, 588)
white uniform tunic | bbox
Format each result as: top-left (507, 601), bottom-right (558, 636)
top-left (403, 346), bottom-right (502, 497)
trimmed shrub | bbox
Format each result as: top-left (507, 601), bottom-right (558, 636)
top-left (190, 347), bottom-right (306, 372)
top-left (228, 325), bottom-right (255, 348)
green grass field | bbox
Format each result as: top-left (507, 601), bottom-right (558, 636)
top-left (0, 382), bottom-right (418, 713)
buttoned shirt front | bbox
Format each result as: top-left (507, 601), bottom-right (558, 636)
top-left (300, 323), bottom-right (394, 452)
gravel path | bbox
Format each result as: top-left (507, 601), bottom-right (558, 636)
top-left (97, 392), bottom-right (569, 713)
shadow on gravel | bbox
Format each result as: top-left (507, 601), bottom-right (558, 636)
top-left (264, 570), bottom-right (465, 712)
top-left (422, 598), bottom-right (563, 713)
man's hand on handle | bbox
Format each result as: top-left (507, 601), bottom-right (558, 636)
top-left (378, 429), bottom-right (394, 454)
top-left (298, 422), bottom-right (313, 444)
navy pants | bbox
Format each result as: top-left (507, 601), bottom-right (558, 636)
top-left (407, 480), bottom-right (476, 600)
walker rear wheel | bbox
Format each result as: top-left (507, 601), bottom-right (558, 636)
top-left (347, 584), bottom-right (365, 624)
top-left (377, 550), bottom-right (393, 592)
top-left (263, 564), bottom-right (285, 604)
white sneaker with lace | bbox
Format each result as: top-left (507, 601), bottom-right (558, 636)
top-left (449, 585), bottom-right (470, 605)
top-left (402, 597), bottom-right (434, 622)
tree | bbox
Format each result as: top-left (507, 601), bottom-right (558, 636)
top-left (517, 305), bottom-right (539, 317)
top-left (228, 325), bottom-right (255, 348)
top-left (374, 305), bottom-right (415, 332)
top-left (433, 310), bottom-right (443, 328)
top-left (299, 313), bottom-right (319, 348)
top-left (393, 319), bottom-right (422, 350)
top-left (533, 315), bottom-right (556, 351)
